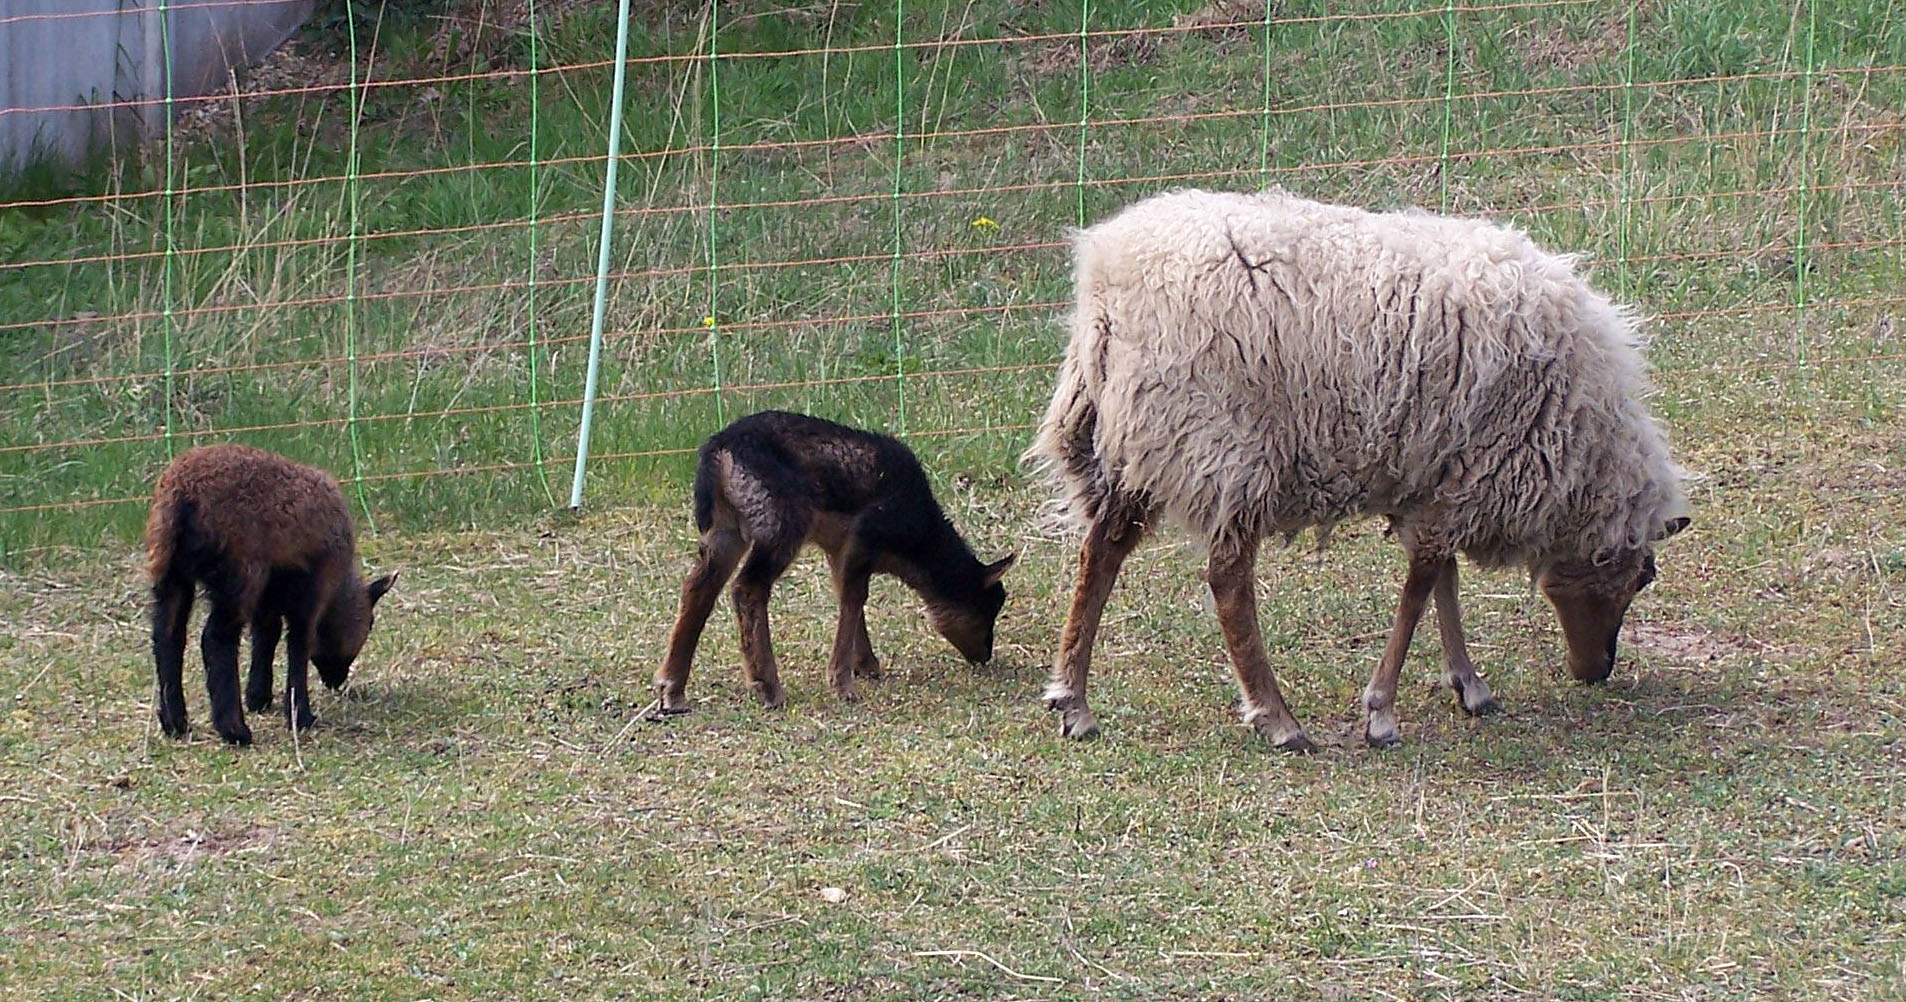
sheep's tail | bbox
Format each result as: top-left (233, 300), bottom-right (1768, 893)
top-left (143, 494), bottom-right (189, 588)
top-left (690, 445), bottom-right (719, 534)
top-left (1024, 314), bottom-right (1113, 533)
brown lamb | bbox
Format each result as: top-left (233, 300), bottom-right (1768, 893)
top-left (145, 444), bottom-right (397, 746)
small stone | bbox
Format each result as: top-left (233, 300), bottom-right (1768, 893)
top-left (819, 886), bottom-right (848, 904)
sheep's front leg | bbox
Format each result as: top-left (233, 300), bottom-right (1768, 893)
top-left (1046, 503), bottom-right (1148, 740)
top-left (246, 612), bottom-right (281, 713)
top-left (200, 604), bottom-right (253, 747)
top-left (1432, 558), bottom-right (1496, 716)
top-left (825, 547), bottom-right (880, 681)
top-left (826, 562), bottom-right (874, 703)
top-left (1207, 541), bottom-right (1316, 753)
top-left (282, 611), bottom-right (319, 734)
top-left (1362, 554), bottom-right (1442, 747)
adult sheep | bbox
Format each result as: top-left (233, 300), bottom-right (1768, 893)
top-left (1027, 188), bottom-right (1690, 752)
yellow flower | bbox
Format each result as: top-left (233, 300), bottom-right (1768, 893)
top-left (701, 315), bottom-right (717, 328)
top-left (970, 216), bottom-right (999, 231)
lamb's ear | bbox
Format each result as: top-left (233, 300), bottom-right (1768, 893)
top-left (1658, 516), bottom-right (1691, 540)
top-left (368, 571), bottom-right (399, 606)
top-left (982, 553), bottom-right (1017, 588)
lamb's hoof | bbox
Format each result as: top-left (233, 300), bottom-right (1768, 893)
top-left (644, 688), bottom-right (694, 721)
top-left (1464, 694), bottom-right (1499, 717)
top-left (1278, 732), bottom-right (1321, 754)
top-left (1363, 726), bottom-right (1401, 749)
top-left (216, 722), bottom-right (254, 747)
top-left (752, 680), bottom-right (787, 710)
top-left (1059, 707), bottom-right (1101, 740)
top-left (833, 681), bottom-right (864, 704)
top-left (245, 691), bottom-right (273, 713)
top-left (854, 657), bottom-right (883, 681)
top-left (157, 708), bottom-right (189, 739)
top-left (286, 711), bottom-right (319, 734)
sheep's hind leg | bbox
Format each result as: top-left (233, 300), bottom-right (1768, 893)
top-left (151, 579), bottom-right (194, 738)
top-left (651, 525), bottom-right (747, 717)
top-left (731, 536), bottom-right (801, 710)
top-left (1046, 501), bottom-right (1149, 740)
top-left (1207, 541), bottom-right (1316, 753)
top-left (1362, 554), bottom-right (1442, 747)
top-left (1432, 558), bottom-right (1496, 716)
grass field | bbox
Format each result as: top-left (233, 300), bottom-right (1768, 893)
top-left (4, 0), bottom-right (1906, 998)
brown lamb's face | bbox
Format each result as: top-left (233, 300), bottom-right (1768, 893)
top-left (1537, 518), bottom-right (1688, 683)
top-left (314, 572), bottom-right (398, 689)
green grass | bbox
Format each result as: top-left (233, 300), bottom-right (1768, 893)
top-left (3, 467), bottom-right (1904, 998)
top-left (3, 1), bottom-right (1906, 996)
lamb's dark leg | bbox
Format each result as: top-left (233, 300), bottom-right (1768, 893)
top-left (1046, 500), bottom-right (1149, 740)
top-left (200, 601), bottom-right (252, 747)
top-left (151, 579), bottom-right (194, 738)
top-left (281, 605), bottom-right (318, 733)
top-left (1432, 558), bottom-right (1496, 716)
top-left (825, 547), bottom-right (880, 681)
top-left (825, 551), bottom-right (875, 702)
top-left (1361, 553), bottom-right (1443, 747)
top-left (652, 525), bottom-right (747, 714)
top-left (1207, 539), bottom-right (1315, 753)
top-left (731, 535), bottom-right (802, 710)
top-left (245, 610), bottom-right (281, 713)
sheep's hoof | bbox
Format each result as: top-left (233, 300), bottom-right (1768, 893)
top-left (644, 687), bottom-right (694, 721)
top-left (832, 681), bottom-right (864, 704)
top-left (1248, 712), bottom-right (1317, 753)
top-left (1447, 673), bottom-right (1497, 716)
top-left (1058, 705), bottom-right (1101, 740)
top-left (854, 655), bottom-right (883, 680)
top-left (751, 679), bottom-right (787, 710)
top-left (286, 711), bottom-right (319, 733)
top-left (216, 722), bottom-right (254, 747)
top-left (245, 690), bottom-right (273, 713)
top-left (1363, 726), bottom-right (1401, 749)
top-left (1278, 732), bottom-right (1322, 754)
top-left (157, 709), bottom-right (189, 739)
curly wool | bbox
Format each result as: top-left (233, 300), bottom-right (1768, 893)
top-left (1027, 188), bottom-right (1687, 569)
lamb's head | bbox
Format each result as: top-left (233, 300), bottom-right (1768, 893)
top-left (926, 554), bottom-right (1017, 664)
top-left (313, 571), bottom-right (399, 688)
top-left (1537, 517), bottom-right (1689, 682)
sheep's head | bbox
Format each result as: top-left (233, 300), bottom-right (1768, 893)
top-left (1537, 518), bottom-right (1689, 682)
top-left (926, 553), bottom-right (1016, 664)
top-left (314, 571), bottom-right (399, 688)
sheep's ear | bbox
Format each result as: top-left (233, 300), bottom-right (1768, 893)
top-left (1658, 516), bottom-right (1691, 540)
top-left (982, 553), bottom-right (1017, 588)
top-left (368, 571), bottom-right (398, 606)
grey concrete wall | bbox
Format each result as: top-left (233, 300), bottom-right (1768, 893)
top-left (0, 0), bottom-right (314, 175)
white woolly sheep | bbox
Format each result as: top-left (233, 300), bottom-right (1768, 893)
top-left (1026, 188), bottom-right (1691, 751)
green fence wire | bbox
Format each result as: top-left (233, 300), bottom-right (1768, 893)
top-left (2, 1), bottom-right (1902, 550)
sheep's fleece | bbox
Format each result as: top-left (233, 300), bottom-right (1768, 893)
top-left (1029, 187), bottom-right (1688, 568)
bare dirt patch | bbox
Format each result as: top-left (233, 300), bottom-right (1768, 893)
top-left (1625, 621), bottom-right (1761, 664)
top-left (1515, 17), bottom-right (1628, 78)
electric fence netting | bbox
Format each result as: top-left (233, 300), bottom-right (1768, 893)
top-left (2, 0), bottom-right (1902, 556)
